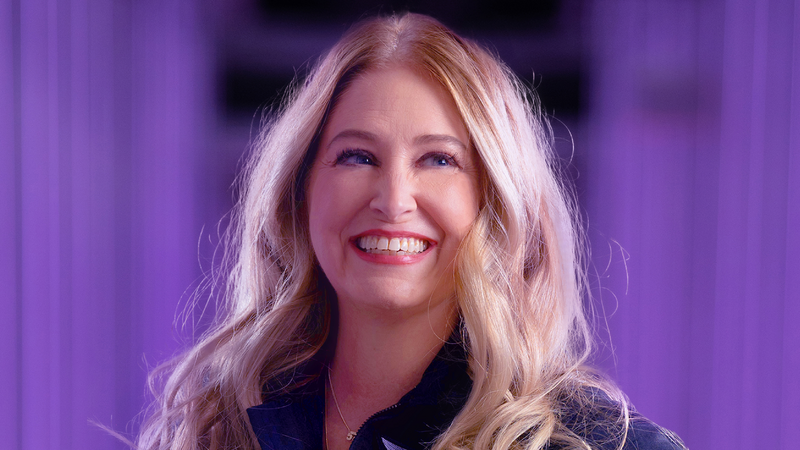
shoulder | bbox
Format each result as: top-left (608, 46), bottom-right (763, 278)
top-left (621, 415), bottom-right (686, 450)
top-left (554, 410), bottom-right (685, 450)
top-left (555, 387), bottom-right (686, 450)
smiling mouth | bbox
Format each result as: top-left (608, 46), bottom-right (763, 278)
top-left (356, 236), bottom-right (430, 255)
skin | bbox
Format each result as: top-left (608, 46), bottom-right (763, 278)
top-left (306, 65), bottom-right (481, 449)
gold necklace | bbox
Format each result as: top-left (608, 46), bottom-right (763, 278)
top-left (328, 368), bottom-right (358, 441)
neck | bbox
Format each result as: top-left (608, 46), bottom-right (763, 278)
top-left (324, 298), bottom-right (457, 448)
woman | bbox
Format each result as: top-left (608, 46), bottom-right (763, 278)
top-left (137, 13), bottom-right (685, 450)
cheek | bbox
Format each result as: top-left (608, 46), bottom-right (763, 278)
top-left (306, 172), bottom-right (335, 260)
top-left (307, 171), bottom-right (367, 248)
top-left (430, 176), bottom-right (481, 239)
top-left (452, 178), bottom-right (481, 222)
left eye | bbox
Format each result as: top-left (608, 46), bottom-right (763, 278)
top-left (334, 149), bottom-right (376, 166)
top-left (420, 153), bottom-right (457, 167)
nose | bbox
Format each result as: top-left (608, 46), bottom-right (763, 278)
top-left (369, 167), bottom-right (417, 222)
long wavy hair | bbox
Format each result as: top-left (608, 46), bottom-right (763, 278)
top-left (136, 13), bottom-right (630, 450)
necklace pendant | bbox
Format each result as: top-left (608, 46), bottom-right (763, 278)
top-left (346, 431), bottom-right (357, 441)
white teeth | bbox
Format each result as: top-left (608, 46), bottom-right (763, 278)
top-left (356, 235), bottom-right (430, 255)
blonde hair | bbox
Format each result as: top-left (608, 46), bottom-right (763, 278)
top-left (136, 13), bottom-right (629, 450)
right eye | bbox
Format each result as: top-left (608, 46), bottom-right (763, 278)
top-left (335, 149), bottom-right (377, 166)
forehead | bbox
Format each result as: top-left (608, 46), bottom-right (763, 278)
top-left (320, 66), bottom-right (470, 146)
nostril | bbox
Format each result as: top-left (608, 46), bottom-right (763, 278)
top-left (369, 177), bottom-right (417, 220)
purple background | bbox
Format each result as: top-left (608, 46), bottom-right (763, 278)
top-left (3, 1), bottom-right (798, 449)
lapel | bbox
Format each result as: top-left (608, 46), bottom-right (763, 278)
top-left (381, 437), bottom-right (411, 450)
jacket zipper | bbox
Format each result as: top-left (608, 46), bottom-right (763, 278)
top-left (352, 402), bottom-right (402, 439)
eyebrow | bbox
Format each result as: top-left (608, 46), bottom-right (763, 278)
top-left (414, 134), bottom-right (467, 151)
top-left (327, 129), bottom-right (379, 148)
top-left (328, 129), bottom-right (467, 151)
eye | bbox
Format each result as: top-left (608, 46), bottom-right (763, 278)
top-left (419, 152), bottom-right (459, 168)
top-left (335, 149), bottom-right (376, 166)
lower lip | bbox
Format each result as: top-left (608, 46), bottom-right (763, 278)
top-left (349, 240), bottom-right (434, 265)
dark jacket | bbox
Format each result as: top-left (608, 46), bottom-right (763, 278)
top-left (247, 342), bottom-right (685, 450)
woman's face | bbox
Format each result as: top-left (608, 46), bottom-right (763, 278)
top-left (307, 66), bottom-right (480, 318)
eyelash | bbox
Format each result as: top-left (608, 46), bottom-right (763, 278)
top-left (420, 152), bottom-right (460, 168)
top-left (333, 149), bottom-right (461, 169)
top-left (334, 149), bottom-right (376, 166)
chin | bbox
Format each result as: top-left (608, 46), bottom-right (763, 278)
top-left (344, 289), bottom-right (454, 321)
top-left (354, 292), bottom-right (429, 314)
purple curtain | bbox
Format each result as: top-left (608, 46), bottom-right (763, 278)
top-left (2, 0), bottom-right (213, 448)
top-left (586, 1), bottom-right (799, 449)
top-left (3, 1), bottom-right (797, 449)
